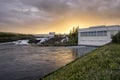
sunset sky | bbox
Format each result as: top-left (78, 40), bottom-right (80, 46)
top-left (0, 0), bottom-right (120, 34)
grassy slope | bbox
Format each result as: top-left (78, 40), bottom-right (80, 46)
top-left (42, 43), bottom-right (120, 80)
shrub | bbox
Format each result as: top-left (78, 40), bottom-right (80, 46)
top-left (112, 31), bottom-right (120, 43)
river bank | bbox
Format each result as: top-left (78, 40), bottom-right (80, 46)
top-left (41, 43), bottom-right (120, 80)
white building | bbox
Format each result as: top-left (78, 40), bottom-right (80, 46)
top-left (49, 32), bottom-right (55, 38)
top-left (34, 32), bottom-right (55, 38)
top-left (78, 25), bottom-right (120, 46)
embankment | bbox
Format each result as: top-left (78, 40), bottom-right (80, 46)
top-left (41, 43), bottom-right (120, 80)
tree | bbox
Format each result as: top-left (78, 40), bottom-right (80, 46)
top-left (68, 26), bottom-right (79, 45)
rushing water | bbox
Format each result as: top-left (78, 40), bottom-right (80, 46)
top-left (0, 43), bottom-right (96, 80)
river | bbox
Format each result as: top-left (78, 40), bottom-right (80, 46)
top-left (0, 43), bottom-right (96, 80)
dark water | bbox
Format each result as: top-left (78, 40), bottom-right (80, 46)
top-left (0, 43), bottom-right (96, 80)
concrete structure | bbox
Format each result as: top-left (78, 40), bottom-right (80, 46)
top-left (78, 25), bottom-right (120, 46)
top-left (49, 32), bottom-right (55, 38)
top-left (34, 32), bottom-right (55, 38)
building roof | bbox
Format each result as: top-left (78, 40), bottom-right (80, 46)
top-left (78, 25), bottom-right (120, 32)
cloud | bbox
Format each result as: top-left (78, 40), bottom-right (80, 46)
top-left (0, 0), bottom-right (120, 33)
top-left (0, 0), bottom-right (56, 26)
top-left (16, 0), bottom-right (120, 19)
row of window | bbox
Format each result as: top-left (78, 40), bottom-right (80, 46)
top-left (80, 40), bottom-right (107, 42)
top-left (80, 31), bottom-right (107, 36)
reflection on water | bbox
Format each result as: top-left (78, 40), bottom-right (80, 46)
top-left (0, 43), bottom-right (96, 80)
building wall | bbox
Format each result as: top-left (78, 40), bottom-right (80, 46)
top-left (78, 33), bottom-right (110, 46)
top-left (78, 25), bottom-right (120, 46)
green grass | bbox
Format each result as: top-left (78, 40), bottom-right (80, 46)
top-left (41, 43), bottom-right (120, 80)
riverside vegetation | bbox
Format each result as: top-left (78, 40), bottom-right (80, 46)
top-left (41, 32), bottom-right (120, 80)
top-left (0, 32), bottom-right (34, 43)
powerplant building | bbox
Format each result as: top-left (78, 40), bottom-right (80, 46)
top-left (78, 25), bottom-right (120, 46)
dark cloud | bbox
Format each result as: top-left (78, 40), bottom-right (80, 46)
top-left (0, 0), bottom-right (120, 33)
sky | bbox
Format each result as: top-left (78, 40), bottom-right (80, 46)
top-left (0, 0), bottom-right (120, 34)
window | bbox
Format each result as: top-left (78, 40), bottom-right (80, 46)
top-left (81, 32), bottom-right (85, 36)
top-left (81, 31), bottom-right (96, 37)
top-left (97, 31), bottom-right (107, 36)
top-left (80, 31), bottom-right (107, 37)
top-left (93, 31), bottom-right (96, 36)
top-left (103, 31), bottom-right (107, 36)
